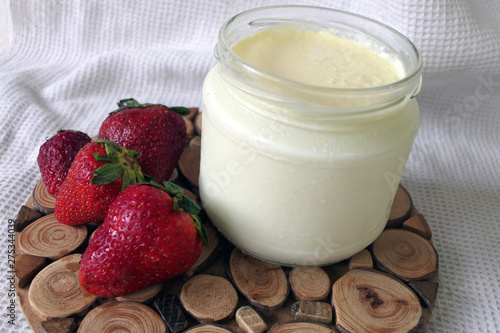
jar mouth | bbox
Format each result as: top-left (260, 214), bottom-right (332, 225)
top-left (216, 5), bottom-right (423, 114)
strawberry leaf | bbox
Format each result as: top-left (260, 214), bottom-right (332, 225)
top-left (144, 174), bottom-right (161, 186)
top-left (172, 197), bottom-right (180, 211)
top-left (114, 98), bottom-right (190, 117)
top-left (90, 140), bottom-right (149, 191)
top-left (129, 149), bottom-right (140, 159)
top-left (181, 195), bottom-right (201, 216)
top-left (169, 107), bottom-right (190, 116)
top-left (117, 98), bottom-right (141, 109)
top-left (92, 163), bottom-right (125, 185)
top-left (192, 214), bottom-right (209, 247)
top-left (93, 152), bottom-right (119, 164)
top-left (93, 139), bottom-right (123, 154)
top-left (162, 181), bottom-right (184, 199)
top-left (122, 169), bottom-right (136, 191)
top-left (136, 171), bottom-right (146, 183)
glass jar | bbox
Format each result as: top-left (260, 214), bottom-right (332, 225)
top-left (199, 5), bottom-right (422, 266)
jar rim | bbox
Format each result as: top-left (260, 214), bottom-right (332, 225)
top-left (217, 5), bottom-right (422, 105)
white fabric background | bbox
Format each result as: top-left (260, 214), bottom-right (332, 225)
top-left (0, 0), bottom-right (498, 332)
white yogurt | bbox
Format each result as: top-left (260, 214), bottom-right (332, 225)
top-left (232, 25), bottom-right (401, 89)
top-left (200, 7), bottom-right (421, 266)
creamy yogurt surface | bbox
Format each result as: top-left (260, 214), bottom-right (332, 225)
top-left (232, 25), bottom-right (401, 88)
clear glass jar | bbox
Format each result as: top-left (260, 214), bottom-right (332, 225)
top-left (199, 5), bottom-right (422, 266)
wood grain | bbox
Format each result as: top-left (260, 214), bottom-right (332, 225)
top-left (28, 254), bottom-right (97, 321)
top-left (269, 321), bottom-right (336, 332)
top-left (32, 180), bottom-right (56, 215)
top-left (178, 147), bottom-right (201, 187)
top-left (115, 283), bottom-right (162, 303)
top-left (19, 214), bottom-right (87, 260)
top-left (289, 267), bottom-right (331, 301)
top-left (348, 249), bottom-right (373, 270)
top-left (235, 305), bottom-right (267, 333)
top-left (291, 300), bottom-right (333, 324)
top-left (180, 274), bottom-right (238, 323)
top-left (387, 185), bottom-right (412, 228)
top-left (228, 248), bottom-right (289, 313)
top-left (332, 269), bottom-right (422, 333)
top-left (373, 229), bottom-right (438, 281)
top-left (78, 301), bottom-right (166, 333)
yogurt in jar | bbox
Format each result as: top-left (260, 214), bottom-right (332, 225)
top-left (199, 6), bottom-right (422, 266)
top-left (232, 25), bottom-right (401, 89)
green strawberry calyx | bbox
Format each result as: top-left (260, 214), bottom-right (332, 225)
top-left (113, 98), bottom-right (191, 117)
top-left (91, 139), bottom-right (152, 191)
top-left (145, 181), bottom-right (209, 248)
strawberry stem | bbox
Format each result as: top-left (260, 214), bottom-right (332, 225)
top-left (91, 139), bottom-right (149, 192)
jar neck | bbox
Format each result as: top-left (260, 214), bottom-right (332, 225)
top-left (215, 5), bottom-right (422, 122)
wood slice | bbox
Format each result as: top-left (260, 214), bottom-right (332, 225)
top-left (184, 117), bottom-right (195, 141)
top-left (15, 205), bottom-right (42, 232)
top-left (235, 306), bottom-right (267, 333)
top-left (15, 253), bottom-right (47, 288)
top-left (228, 248), bottom-right (289, 313)
top-left (180, 274), bottom-right (239, 323)
top-left (408, 280), bottom-right (439, 308)
top-left (289, 267), bottom-right (331, 301)
top-left (169, 167), bottom-right (179, 182)
top-left (28, 254), bottom-right (97, 321)
top-left (39, 317), bottom-right (75, 333)
top-left (178, 146), bottom-right (201, 187)
top-left (387, 185), bottom-right (412, 228)
top-left (78, 301), bottom-right (166, 333)
top-left (194, 111), bottom-right (202, 135)
top-left (190, 135), bottom-right (201, 149)
top-left (331, 269), bottom-right (422, 333)
top-left (372, 229), bottom-right (438, 281)
top-left (402, 214), bottom-right (432, 240)
top-left (19, 214), bottom-right (88, 260)
top-left (348, 249), bottom-right (373, 270)
top-left (185, 324), bottom-right (234, 332)
top-left (32, 179), bottom-right (56, 214)
top-left (269, 321), bottom-right (336, 332)
top-left (290, 300), bottom-right (333, 324)
top-left (115, 283), bottom-right (162, 303)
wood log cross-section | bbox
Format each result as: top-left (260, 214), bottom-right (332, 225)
top-left (386, 185), bottom-right (412, 228)
top-left (78, 301), bottom-right (166, 333)
top-left (32, 180), bottom-right (56, 215)
top-left (289, 267), bottom-right (331, 301)
top-left (180, 274), bottom-right (238, 323)
top-left (331, 268), bottom-right (422, 333)
top-left (19, 214), bottom-right (87, 260)
top-left (228, 248), bottom-right (289, 313)
top-left (372, 229), bottom-right (438, 281)
top-left (28, 254), bottom-right (97, 321)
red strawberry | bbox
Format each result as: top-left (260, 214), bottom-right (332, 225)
top-left (37, 130), bottom-right (91, 197)
top-left (54, 139), bottom-right (147, 226)
top-left (98, 98), bottom-right (189, 184)
top-left (79, 182), bottom-right (208, 298)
